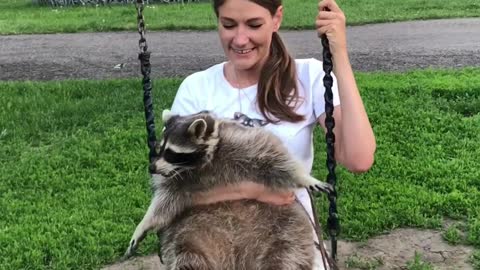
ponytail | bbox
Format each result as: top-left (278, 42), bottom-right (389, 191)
top-left (257, 32), bottom-right (304, 123)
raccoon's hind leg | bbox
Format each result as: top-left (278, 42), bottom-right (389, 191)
top-left (163, 240), bottom-right (216, 270)
top-left (260, 238), bottom-right (314, 270)
top-left (170, 251), bottom-right (212, 270)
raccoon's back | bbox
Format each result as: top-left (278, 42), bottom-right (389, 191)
top-left (161, 200), bottom-right (314, 269)
top-left (198, 123), bottom-right (300, 189)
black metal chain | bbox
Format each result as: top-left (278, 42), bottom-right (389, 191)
top-left (320, 33), bottom-right (340, 261)
top-left (136, 0), bottom-right (148, 54)
top-left (136, 0), bottom-right (157, 163)
top-left (136, 1), bottom-right (163, 261)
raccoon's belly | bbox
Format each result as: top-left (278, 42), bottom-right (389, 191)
top-left (161, 200), bottom-right (314, 269)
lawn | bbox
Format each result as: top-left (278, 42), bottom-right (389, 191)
top-left (1, 68), bottom-right (480, 269)
top-left (0, 0), bottom-right (479, 34)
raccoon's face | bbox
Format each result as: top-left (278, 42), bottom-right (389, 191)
top-left (149, 110), bottom-right (219, 177)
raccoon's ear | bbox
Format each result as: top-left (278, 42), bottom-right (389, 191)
top-left (162, 109), bottom-right (173, 122)
top-left (187, 119), bottom-right (207, 139)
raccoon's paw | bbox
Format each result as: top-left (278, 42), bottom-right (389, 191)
top-left (122, 239), bottom-right (138, 260)
top-left (309, 182), bottom-right (334, 194)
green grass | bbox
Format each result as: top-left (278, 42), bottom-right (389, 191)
top-left (345, 254), bottom-right (383, 269)
top-left (443, 224), bottom-right (462, 245)
top-left (406, 252), bottom-right (435, 270)
top-left (1, 68), bottom-right (480, 269)
top-left (471, 250), bottom-right (480, 269)
top-left (1, 0), bottom-right (479, 34)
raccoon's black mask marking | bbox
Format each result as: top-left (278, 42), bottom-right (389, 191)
top-left (163, 147), bottom-right (206, 167)
top-left (150, 134), bottom-right (207, 173)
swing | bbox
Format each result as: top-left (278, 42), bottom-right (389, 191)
top-left (134, 0), bottom-right (340, 266)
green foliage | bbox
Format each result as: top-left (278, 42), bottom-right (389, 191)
top-left (1, 68), bottom-right (480, 268)
top-left (0, 0), bottom-right (479, 34)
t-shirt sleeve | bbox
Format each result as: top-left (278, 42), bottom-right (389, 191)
top-left (170, 76), bottom-right (200, 115)
top-left (310, 59), bottom-right (341, 119)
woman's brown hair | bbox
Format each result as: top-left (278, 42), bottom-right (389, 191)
top-left (213, 0), bottom-right (304, 123)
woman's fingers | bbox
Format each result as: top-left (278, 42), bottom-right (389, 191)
top-left (317, 10), bottom-right (337, 20)
top-left (315, 0), bottom-right (347, 54)
top-left (315, 17), bottom-right (342, 28)
top-left (316, 25), bottom-right (331, 36)
top-left (318, 0), bottom-right (341, 13)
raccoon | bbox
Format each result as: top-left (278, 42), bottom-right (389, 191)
top-left (124, 110), bottom-right (333, 268)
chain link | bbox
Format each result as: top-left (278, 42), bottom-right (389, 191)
top-left (321, 33), bottom-right (340, 262)
top-left (135, 0), bottom-right (157, 162)
top-left (136, 0), bottom-right (148, 54)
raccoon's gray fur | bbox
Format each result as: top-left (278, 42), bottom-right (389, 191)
top-left (162, 200), bottom-right (315, 270)
top-left (124, 110), bottom-right (332, 268)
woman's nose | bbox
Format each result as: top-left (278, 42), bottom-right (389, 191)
top-left (232, 28), bottom-right (249, 46)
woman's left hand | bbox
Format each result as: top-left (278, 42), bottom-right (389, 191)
top-left (315, 0), bottom-right (348, 56)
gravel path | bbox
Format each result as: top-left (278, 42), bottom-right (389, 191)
top-left (1, 18), bottom-right (479, 81)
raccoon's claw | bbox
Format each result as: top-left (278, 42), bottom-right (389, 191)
top-left (122, 239), bottom-right (138, 261)
top-left (309, 182), bottom-right (334, 195)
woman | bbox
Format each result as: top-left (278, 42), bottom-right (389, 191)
top-left (170, 0), bottom-right (376, 267)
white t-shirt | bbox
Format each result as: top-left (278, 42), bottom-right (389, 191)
top-left (170, 58), bottom-right (340, 220)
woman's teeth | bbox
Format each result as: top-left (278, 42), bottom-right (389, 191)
top-left (233, 48), bottom-right (253, 54)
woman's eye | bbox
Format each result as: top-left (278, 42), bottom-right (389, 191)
top-left (249, 24), bottom-right (262, 29)
top-left (222, 24), bottom-right (235, 29)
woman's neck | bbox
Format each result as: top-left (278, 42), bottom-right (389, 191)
top-left (226, 62), bottom-right (260, 89)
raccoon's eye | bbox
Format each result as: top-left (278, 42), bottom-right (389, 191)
top-left (164, 148), bottom-right (205, 166)
top-left (164, 148), bottom-right (189, 164)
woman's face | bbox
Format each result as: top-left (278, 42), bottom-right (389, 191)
top-left (217, 0), bottom-right (282, 72)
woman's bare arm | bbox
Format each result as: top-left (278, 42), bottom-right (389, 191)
top-left (192, 181), bottom-right (295, 206)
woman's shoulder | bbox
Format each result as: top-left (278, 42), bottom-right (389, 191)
top-left (181, 62), bottom-right (225, 86)
top-left (173, 62), bottom-right (226, 114)
top-left (294, 58), bottom-right (325, 88)
top-left (294, 58), bottom-right (323, 75)
top-left (295, 58), bottom-right (322, 65)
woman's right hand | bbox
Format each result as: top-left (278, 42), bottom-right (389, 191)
top-left (316, 0), bottom-right (348, 56)
top-left (193, 181), bottom-right (296, 206)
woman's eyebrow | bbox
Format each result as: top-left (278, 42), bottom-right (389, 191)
top-left (246, 18), bottom-right (265, 24)
top-left (219, 17), bottom-right (265, 23)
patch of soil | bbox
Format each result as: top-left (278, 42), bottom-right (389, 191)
top-left (103, 228), bottom-right (474, 270)
top-left (336, 228), bottom-right (473, 270)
